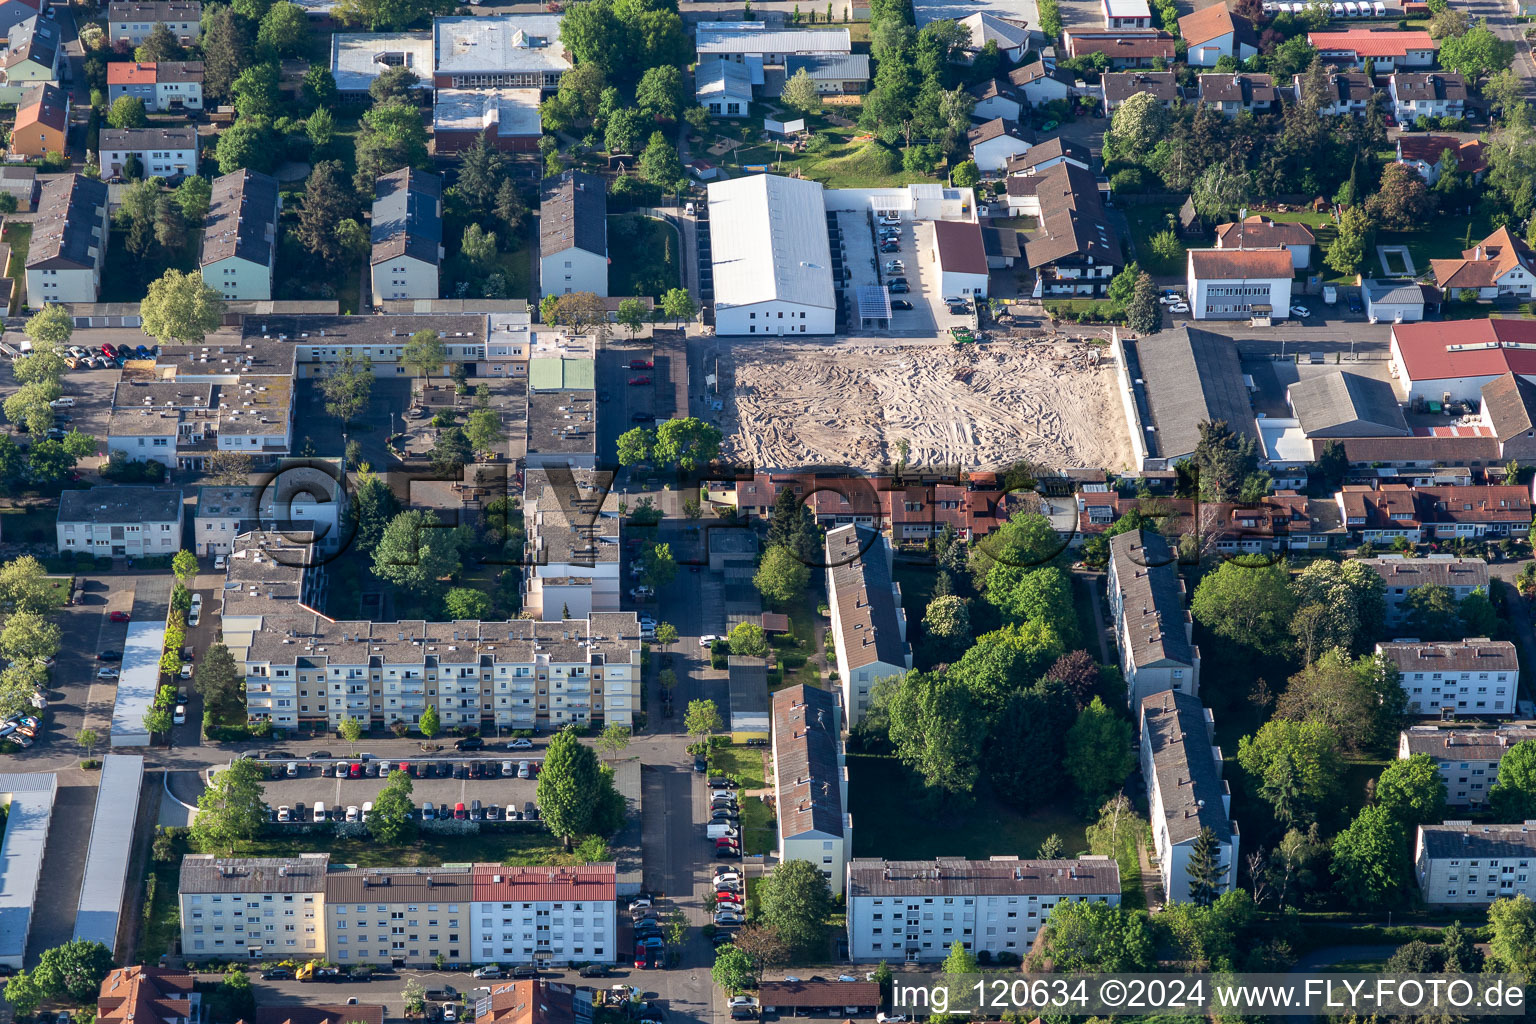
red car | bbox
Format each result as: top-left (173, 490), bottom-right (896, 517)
top-left (715, 837), bottom-right (740, 849)
top-left (100, 344), bottom-right (115, 357)
top-left (634, 947), bottom-right (651, 969)
top-left (455, 802), bottom-right (468, 820)
top-left (716, 890), bottom-right (740, 902)
top-left (628, 359), bottom-right (653, 370)
top-left (628, 376), bottom-right (650, 386)
top-left (348, 763), bottom-right (363, 778)
top-left (109, 611), bottom-right (130, 622)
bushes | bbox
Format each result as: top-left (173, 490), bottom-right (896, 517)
top-left (1109, 167), bottom-right (1147, 193)
top-left (1043, 299), bottom-right (1127, 323)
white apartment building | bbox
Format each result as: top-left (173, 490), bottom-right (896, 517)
top-left (773, 684), bottom-right (852, 896)
top-left (539, 170), bottom-right (608, 298)
top-left (108, 0), bottom-right (201, 45)
top-left (1139, 690), bottom-right (1238, 905)
top-left (226, 534), bottom-right (639, 733)
top-left (98, 125), bottom-right (197, 181)
top-left (824, 524), bottom-right (912, 726)
top-left (1377, 639), bottom-right (1518, 718)
top-left (27, 175), bottom-right (108, 303)
top-left (1360, 555), bottom-right (1491, 624)
top-left (845, 856), bottom-right (1120, 963)
top-left (523, 468), bottom-right (620, 621)
top-left (323, 867), bottom-right (473, 965)
top-left (57, 486), bottom-right (183, 558)
top-left (370, 168), bottom-right (442, 305)
top-left (1415, 821), bottom-right (1536, 906)
top-left (708, 174), bottom-right (836, 336)
top-left (194, 469), bottom-right (346, 556)
top-left (178, 854), bottom-right (328, 958)
top-left (1399, 725), bottom-right (1536, 805)
top-left (1107, 530), bottom-right (1199, 708)
top-left (470, 864), bottom-right (617, 964)
top-left (1187, 247), bottom-right (1294, 321)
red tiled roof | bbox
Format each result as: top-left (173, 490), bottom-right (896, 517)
top-left (470, 863), bottom-right (616, 902)
top-left (107, 61), bottom-right (156, 84)
top-left (1392, 318), bottom-right (1536, 382)
top-left (474, 982), bottom-right (575, 1024)
top-left (1188, 247), bottom-right (1294, 280)
top-left (1214, 215), bottom-right (1315, 249)
top-left (1308, 28), bottom-right (1435, 56)
top-left (1178, 3), bottom-right (1236, 46)
top-left (1432, 226), bottom-right (1535, 290)
top-left (98, 967), bottom-right (195, 1024)
top-left (1064, 29), bottom-right (1177, 58)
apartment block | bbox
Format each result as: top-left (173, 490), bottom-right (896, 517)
top-left (1377, 639), bottom-right (1518, 718)
top-left (1106, 529), bottom-right (1199, 708)
top-left (1399, 725), bottom-right (1536, 805)
top-left (773, 684), bottom-right (851, 895)
top-left (57, 486), bottom-right (182, 557)
top-left (177, 854), bottom-right (328, 958)
top-left (469, 864), bottom-right (617, 964)
top-left (1139, 690), bottom-right (1238, 905)
top-left (824, 524), bottom-right (911, 726)
top-left (845, 856), bottom-right (1120, 962)
top-left (1360, 555), bottom-right (1491, 624)
top-left (1415, 821), bottom-right (1536, 905)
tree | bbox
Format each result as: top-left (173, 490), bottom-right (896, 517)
top-left (136, 20), bottom-right (182, 60)
top-left (403, 329), bottom-right (449, 384)
top-left (654, 622), bottom-right (678, 651)
top-left (1107, 91), bottom-right (1169, 162)
top-left (5, 383), bottom-right (56, 435)
top-left (3, 970), bottom-right (42, 1016)
top-left (596, 723), bottom-right (631, 757)
top-left (402, 979), bottom-right (427, 1017)
top-left (494, 179), bottom-right (526, 236)
top-left (758, 859), bottom-right (833, 954)
top-left (192, 756), bottom-right (267, 854)
top-left (655, 417), bottom-right (722, 470)
top-left (372, 510), bottom-right (465, 595)
top-left (616, 426), bottom-right (654, 466)
top-left (1186, 826), bottom-right (1224, 906)
top-left (1191, 559), bottom-right (1298, 654)
top-left (1126, 271), bottom-right (1161, 334)
top-left (457, 133), bottom-right (509, 213)
top-left (1490, 740), bottom-right (1536, 819)
top-left (157, 197), bottom-right (188, 252)
top-left (941, 938), bottom-right (978, 976)
top-left (216, 115), bottom-right (276, 174)
top-left (661, 287), bottom-right (698, 326)
top-left (369, 768), bottom-right (417, 843)
top-left (0, 558), bottom-right (54, 614)
top-left (1327, 205), bottom-right (1372, 277)
top-left (339, 715), bottom-right (363, 752)
top-left (1403, 583), bottom-right (1462, 640)
top-left (78, 727), bottom-right (98, 759)
top-left (728, 621), bottom-right (768, 658)
top-left (465, 408), bottom-right (506, 456)
top-left (24, 304), bottom-right (73, 348)
top-left (444, 586), bottom-right (491, 620)
top-left (141, 270), bottom-right (225, 344)
top-left (298, 160), bottom-right (359, 268)
top-left (430, 424), bottom-right (470, 472)
top-left (303, 65), bottom-right (340, 109)
top-left (415, 704), bottom-right (440, 741)
top-left (371, 68), bottom-right (421, 106)
top-left (1490, 893), bottom-right (1536, 976)
top-left (1236, 719), bottom-right (1344, 827)
top-left (616, 298), bottom-right (649, 338)
top-left (460, 223), bottom-right (499, 275)
top-left (1289, 558), bottom-right (1386, 659)
top-left (881, 669), bottom-right (986, 799)
top-left (1439, 19), bottom-right (1515, 77)
top-left (537, 725), bottom-right (625, 848)
top-left (1275, 650), bottom-right (1405, 754)
top-left (636, 64), bottom-right (685, 121)
top-left (951, 158), bottom-right (980, 189)
top-left (354, 100), bottom-right (431, 189)
top-left (713, 944), bottom-right (756, 993)
top-left (13, 343), bottom-right (67, 389)
top-left (107, 95), bottom-right (148, 129)
top-left (174, 550), bottom-right (199, 585)
top-left (544, 291), bottom-right (609, 337)
top-left (640, 542), bottom-right (678, 590)
top-left (685, 698), bottom-right (723, 738)
top-left (1376, 753), bottom-right (1448, 829)
top-left (0, 610), bottom-right (60, 665)
top-left (231, 62), bottom-right (281, 120)
top-left (754, 544), bottom-right (811, 607)
top-left (1365, 162), bottom-right (1433, 230)
top-left (1036, 900), bottom-right (1154, 971)
top-left (257, 1), bottom-right (309, 57)
top-left (639, 131), bottom-right (684, 190)
top-left (1461, 586), bottom-right (1500, 637)
top-left (208, 964), bottom-right (256, 1023)
top-left (1063, 697), bottom-right (1133, 805)
top-left (780, 66), bottom-right (821, 113)
top-left (305, 106), bottom-right (336, 152)
top-left (33, 941), bottom-right (115, 1003)
top-left (195, 642), bottom-right (243, 720)
top-left (1331, 804), bottom-right (1408, 909)
top-left (321, 351), bottom-right (374, 429)
top-left (352, 467), bottom-right (401, 552)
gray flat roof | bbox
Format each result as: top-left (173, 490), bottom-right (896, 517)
top-left (73, 754), bottom-right (145, 953)
top-left (0, 773), bottom-right (58, 968)
top-left (111, 621), bottom-right (167, 747)
top-left (329, 31), bottom-right (433, 93)
top-left (432, 16), bottom-right (571, 76)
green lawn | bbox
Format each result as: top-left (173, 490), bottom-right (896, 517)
top-left (848, 753), bottom-right (1088, 861)
top-left (495, 238), bottom-right (533, 305)
top-left (770, 588), bottom-right (824, 689)
top-left (3, 221), bottom-right (30, 310)
top-left (0, 504), bottom-right (64, 546)
top-left (709, 744), bottom-right (768, 790)
top-left (608, 215), bottom-right (680, 299)
top-left (100, 225), bottom-right (198, 302)
top-left (141, 851), bottom-right (184, 959)
top-left (741, 795), bottom-right (776, 856)
top-left (723, 127), bottom-right (935, 189)
top-left (234, 828), bottom-right (569, 867)
top-left (1379, 207), bottom-right (1500, 277)
top-left (1123, 203), bottom-right (1184, 277)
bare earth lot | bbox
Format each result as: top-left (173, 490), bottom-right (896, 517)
top-left (720, 339), bottom-right (1135, 472)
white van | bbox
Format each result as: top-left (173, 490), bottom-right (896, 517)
top-left (314, 801), bottom-right (327, 822)
top-left (707, 822), bottom-right (738, 840)
top-left (48, 397), bottom-right (74, 408)
top-left (422, 801), bottom-right (436, 821)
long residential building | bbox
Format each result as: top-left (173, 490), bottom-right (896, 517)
top-left (201, 170), bottom-right (281, 301)
top-left (773, 684), bottom-right (851, 896)
top-left (225, 533), bottom-right (639, 733)
top-left (1398, 725), bottom-right (1536, 805)
top-left (57, 486), bottom-right (183, 557)
top-left (27, 174), bottom-right (109, 303)
top-left (539, 170), bottom-right (607, 298)
top-left (1415, 821), bottom-right (1536, 905)
top-left (824, 524), bottom-right (911, 726)
top-left (1358, 554), bottom-right (1491, 624)
top-left (371, 168), bottom-right (442, 305)
top-left (1335, 484), bottom-right (1533, 544)
top-left (845, 856), bottom-right (1120, 962)
top-left (1106, 529), bottom-right (1199, 708)
top-left (179, 855), bottom-right (618, 964)
top-left (708, 173), bottom-right (835, 336)
top-left (1377, 639), bottom-right (1518, 719)
top-left (1139, 690), bottom-right (1237, 905)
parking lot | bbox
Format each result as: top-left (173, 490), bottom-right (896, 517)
top-left (596, 338), bottom-right (659, 466)
top-left (25, 365), bottom-right (120, 445)
top-left (249, 756), bottom-right (545, 821)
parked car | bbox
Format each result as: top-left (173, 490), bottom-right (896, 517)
top-left (109, 611), bottom-right (130, 622)
top-left (472, 966), bottom-right (503, 980)
top-left (97, 668), bottom-right (119, 679)
top-left (628, 359), bottom-right (653, 369)
top-left (628, 376), bottom-right (651, 386)
top-left (421, 802), bottom-right (436, 820)
top-left (578, 964), bottom-right (612, 978)
top-left (891, 299), bottom-right (913, 311)
top-left (1290, 305), bottom-right (1311, 319)
top-left (456, 736), bottom-right (485, 751)
top-left (889, 282), bottom-right (910, 294)
top-left (508, 737), bottom-right (533, 749)
top-left (174, 705), bottom-right (186, 725)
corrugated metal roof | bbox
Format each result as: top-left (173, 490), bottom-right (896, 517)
top-left (73, 754), bottom-right (145, 953)
top-left (0, 772), bottom-right (58, 966)
top-left (707, 174), bottom-right (836, 313)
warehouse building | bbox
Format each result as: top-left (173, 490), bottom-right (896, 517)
top-left (707, 173), bottom-right (836, 336)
